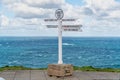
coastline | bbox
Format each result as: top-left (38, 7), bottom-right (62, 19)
top-left (1, 66), bottom-right (120, 72)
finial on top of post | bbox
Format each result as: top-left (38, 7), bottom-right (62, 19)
top-left (55, 9), bottom-right (64, 20)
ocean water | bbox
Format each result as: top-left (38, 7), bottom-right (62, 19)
top-left (0, 37), bottom-right (120, 68)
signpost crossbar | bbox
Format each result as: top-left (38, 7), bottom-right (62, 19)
top-left (46, 25), bottom-right (82, 28)
top-left (44, 19), bottom-right (76, 22)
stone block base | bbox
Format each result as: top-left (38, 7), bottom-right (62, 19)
top-left (47, 64), bottom-right (73, 77)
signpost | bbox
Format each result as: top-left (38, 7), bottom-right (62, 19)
top-left (45, 9), bottom-right (82, 77)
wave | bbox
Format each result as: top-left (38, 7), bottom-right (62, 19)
top-left (0, 44), bottom-right (2, 46)
top-left (62, 43), bottom-right (74, 46)
top-left (8, 60), bottom-right (20, 65)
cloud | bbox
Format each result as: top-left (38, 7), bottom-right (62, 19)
top-left (1, 0), bottom-right (120, 36)
top-left (1, 0), bottom-right (87, 26)
top-left (2, 0), bottom-right (65, 19)
top-left (85, 0), bottom-right (119, 10)
top-left (8, 3), bottom-right (54, 19)
top-left (22, 0), bottom-right (65, 8)
top-left (10, 18), bottom-right (42, 26)
top-left (2, 0), bottom-right (87, 19)
top-left (0, 14), bottom-right (9, 27)
top-left (109, 10), bottom-right (120, 19)
top-left (84, 0), bottom-right (120, 19)
top-left (82, 7), bottom-right (94, 15)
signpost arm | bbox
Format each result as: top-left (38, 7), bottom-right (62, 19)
top-left (58, 19), bottom-right (63, 64)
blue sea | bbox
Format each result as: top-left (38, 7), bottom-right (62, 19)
top-left (0, 37), bottom-right (120, 68)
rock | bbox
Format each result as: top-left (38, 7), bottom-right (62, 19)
top-left (47, 64), bottom-right (73, 77)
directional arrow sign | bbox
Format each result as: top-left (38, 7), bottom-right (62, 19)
top-left (44, 19), bottom-right (76, 22)
top-left (62, 25), bottom-right (82, 31)
top-left (46, 25), bottom-right (58, 28)
top-left (46, 25), bottom-right (82, 31)
top-left (44, 19), bottom-right (57, 21)
top-left (46, 25), bottom-right (82, 28)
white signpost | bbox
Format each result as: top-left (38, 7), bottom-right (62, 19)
top-left (46, 9), bottom-right (82, 77)
top-left (44, 9), bottom-right (82, 64)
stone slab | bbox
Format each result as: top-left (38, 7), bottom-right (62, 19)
top-left (31, 70), bottom-right (46, 80)
top-left (0, 70), bottom-right (120, 80)
top-left (0, 71), bottom-right (16, 80)
top-left (47, 64), bottom-right (73, 77)
top-left (14, 70), bottom-right (30, 80)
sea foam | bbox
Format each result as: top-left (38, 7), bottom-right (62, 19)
top-left (62, 43), bottom-right (74, 46)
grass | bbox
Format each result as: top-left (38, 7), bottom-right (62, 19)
top-left (0, 65), bottom-right (47, 71)
top-left (1, 65), bottom-right (120, 72)
top-left (74, 66), bottom-right (120, 72)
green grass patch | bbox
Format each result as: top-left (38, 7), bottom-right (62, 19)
top-left (0, 65), bottom-right (47, 71)
top-left (74, 66), bottom-right (120, 72)
top-left (1, 65), bottom-right (120, 72)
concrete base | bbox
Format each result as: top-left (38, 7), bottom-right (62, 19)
top-left (47, 64), bottom-right (73, 77)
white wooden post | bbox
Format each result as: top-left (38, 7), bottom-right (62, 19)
top-left (58, 19), bottom-right (63, 64)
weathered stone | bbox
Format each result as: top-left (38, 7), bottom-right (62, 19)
top-left (47, 64), bottom-right (73, 77)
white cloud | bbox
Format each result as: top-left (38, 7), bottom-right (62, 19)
top-left (83, 0), bottom-right (120, 26)
top-left (10, 18), bottom-right (42, 26)
top-left (2, 0), bottom-right (86, 19)
top-left (1, 0), bottom-right (120, 36)
top-left (22, 0), bottom-right (65, 8)
top-left (85, 0), bottom-right (119, 10)
top-left (1, 0), bottom-right (19, 5)
top-left (109, 10), bottom-right (120, 19)
top-left (0, 14), bottom-right (9, 27)
top-left (1, 0), bottom-right (86, 26)
top-left (84, 0), bottom-right (120, 18)
top-left (8, 3), bottom-right (54, 18)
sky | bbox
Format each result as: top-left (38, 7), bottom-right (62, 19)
top-left (0, 0), bottom-right (120, 37)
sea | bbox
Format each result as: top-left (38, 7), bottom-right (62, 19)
top-left (0, 37), bottom-right (120, 68)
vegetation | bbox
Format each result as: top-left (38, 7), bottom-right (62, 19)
top-left (1, 65), bottom-right (120, 72)
top-left (74, 66), bottom-right (120, 72)
top-left (0, 65), bottom-right (47, 71)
